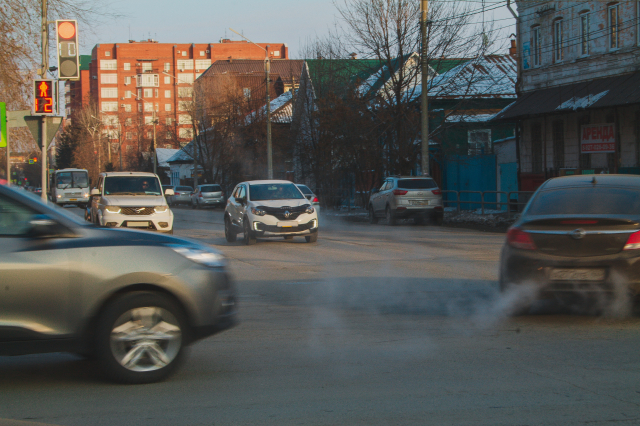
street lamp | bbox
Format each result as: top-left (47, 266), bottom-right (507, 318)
top-left (133, 93), bottom-right (159, 175)
top-left (229, 28), bottom-right (273, 179)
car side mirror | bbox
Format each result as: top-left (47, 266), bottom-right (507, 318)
top-left (91, 188), bottom-right (100, 196)
top-left (28, 215), bottom-right (64, 239)
top-left (165, 189), bottom-right (175, 196)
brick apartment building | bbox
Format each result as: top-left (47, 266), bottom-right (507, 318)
top-left (65, 39), bottom-right (288, 165)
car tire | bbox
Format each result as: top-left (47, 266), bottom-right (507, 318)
top-left (369, 205), bottom-right (378, 224)
top-left (243, 219), bottom-right (256, 245)
top-left (386, 206), bottom-right (396, 226)
top-left (94, 291), bottom-right (188, 384)
top-left (305, 233), bottom-right (318, 243)
top-left (225, 216), bottom-right (237, 242)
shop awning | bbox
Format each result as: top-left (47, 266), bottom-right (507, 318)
top-left (493, 71), bottom-right (640, 121)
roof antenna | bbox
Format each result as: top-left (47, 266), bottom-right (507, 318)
top-left (592, 176), bottom-right (597, 185)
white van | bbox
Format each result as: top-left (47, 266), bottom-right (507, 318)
top-left (50, 168), bottom-right (90, 207)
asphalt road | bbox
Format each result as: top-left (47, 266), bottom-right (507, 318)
top-left (1, 206), bottom-right (640, 426)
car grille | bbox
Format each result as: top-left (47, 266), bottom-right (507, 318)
top-left (258, 205), bottom-right (308, 221)
top-left (67, 192), bottom-right (82, 197)
top-left (121, 207), bottom-right (155, 215)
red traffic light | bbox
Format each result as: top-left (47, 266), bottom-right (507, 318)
top-left (33, 80), bottom-right (56, 115)
top-left (58, 21), bottom-right (76, 39)
top-left (56, 20), bottom-right (79, 80)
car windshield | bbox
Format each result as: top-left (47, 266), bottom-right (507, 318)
top-left (526, 187), bottom-right (640, 216)
top-left (104, 177), bottom-right (162, 195)
top-left (397, 179), bottom-right (437, 190)
top-left (249, 183), bottom-right (305, 201)
top-left (56, 171), bottom-right (89, 189)
top-left (200, 185), bottom-right (221, 192)
top-left (296, 185), bottom-right (313, 196)
top-left (176, 187), bottom-right (193, 192)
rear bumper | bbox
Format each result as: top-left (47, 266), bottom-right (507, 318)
top-left (393, 206), bottom-right (443, 219)
top-left (500, 246), bottom-right (640, 296)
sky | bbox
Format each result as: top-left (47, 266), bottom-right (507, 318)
top-left (81, 0), bottom-right (517, 58)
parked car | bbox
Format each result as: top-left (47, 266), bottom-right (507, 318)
top-left (191, 184), bottom-right (225, 209)
top-left (295, 184), bottom-right (320, 214)
top-left (500, 175), bottom-right (640, 312)
top-left (0, 183), bottom-right (237, 383)
top-left (368, 176), bottom-right (443, 225)
top-left (89, 172), bottom-right (175, 234)
top-left (224, 180), bottom-right (318, 245)
top-left (171, 186), bottom-right (194, 206)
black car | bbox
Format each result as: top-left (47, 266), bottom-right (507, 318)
top-left (500, 174), bottom-right (640, 311)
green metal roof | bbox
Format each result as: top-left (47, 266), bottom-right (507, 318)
top-left (429, 58), bottom-right (468, 74)
top-left (305, 59), bottom-right (383, 96)
top-left (79, 55), bottom-right (92, 71)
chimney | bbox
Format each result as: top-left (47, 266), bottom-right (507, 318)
top-left (509, 35), bottom-right (517, 58)
top-left (228, 56), bottom-right (232, 63)
top-left (349, 52), bottom-right (357, 60)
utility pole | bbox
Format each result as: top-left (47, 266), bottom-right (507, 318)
top-left (152, 108), bottom-right (157, 175)
top-left (265, 45), bottom-right (272, 179)
top-left (420, 0), bottom-right (430, 176)
top-left (41, 0), bottom-right (49, 200)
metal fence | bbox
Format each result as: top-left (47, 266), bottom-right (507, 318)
top-left (441, 190), bottom-right (535, 217)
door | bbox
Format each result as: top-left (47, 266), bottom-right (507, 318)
top-left (372, 180), bottom-right (390, 214)
top-left (0, 193), bottom-right (72, 339)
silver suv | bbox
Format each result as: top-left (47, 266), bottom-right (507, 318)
top-left (0, 183), bottom-right (237, 383)
top-left (369, 176), bottom-right (443, 225)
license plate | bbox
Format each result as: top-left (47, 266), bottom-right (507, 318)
top-left (409, 200), bottom-right (429, 206)
top-left (69, 198), bottom-right (77, 201)
top-left (277, 221), bottom-right (297, 228)
top-left (549, 268), bottom-right (606, 281)
top-left (127, 221), bottom-right (149, 228)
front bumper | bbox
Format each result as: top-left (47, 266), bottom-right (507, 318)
top-left (102, 211), bottom-right (174, 232)
top-left (249, 213), bottom-right (319, 237)
top-left (56, 195), bottom-right (90, 205)
top-left (500, 246), bottom-right (640, 297)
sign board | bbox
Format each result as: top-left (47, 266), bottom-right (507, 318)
top-left (32, 80), bottom-right (58, 116)
top-left (581, 124), bottom-right (615, 154)
top-left (0, 103), bottom-right (6, 148)
top-left (7, 110), bottom-right (31, 128)
top-left (24, 116), bottom-right (63, 150)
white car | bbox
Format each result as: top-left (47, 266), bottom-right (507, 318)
top-left (224, 180), bottom-right (319, 245)
top-left (90, 172), bottom-right (175, 234)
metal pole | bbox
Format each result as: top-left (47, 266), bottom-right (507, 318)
top-left (266, 46), bottom-right (272, 179)
top-left (152, 109), bottom-right (157, 175)
top-left (41, 118), bottom-right (47, 201)
top-left (420, 0), bottom-right (430, 176)
top-left (5, 117), bottom-right (10, 186)
top-left (41, 0), bottom-right (48, 200)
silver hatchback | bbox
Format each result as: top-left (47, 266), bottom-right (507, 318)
top-left (191, 184), bottom-right (225, 209)
top-left (369, 176), bottom-right (443, 225)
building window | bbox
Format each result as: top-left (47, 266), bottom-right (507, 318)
top-left (155, 89), bottom-right (159, 98)
top-left (136, 74), bottom-right (159, 87)
top-left (165, 104), bottom-right (171, 111)
top-left (124, 76), bottom-right (131, 85)
top-left (552, 120), bottom-right (565, 169)
top-left (199, 51), bottom-right (205, 57)
top-left (164, 63), bottom-right (171, 72)
top-left (177, 59), bottom-right (193, 70)
top-left (273, 50), bottom-right (280, 57)
top-left (177, 74), bottom-right (194, 85)
top-left (124, 104), bottom-right (132, 112)
top-left (164, 76), bottom-right (171, 84)
top-left (195, 59), bottom-right (211, 70)
top-left (105, 51), bottom-right (111, 57)
top-left (609, 4), bottom-right (619, 49)
top-left (155, 103), bottom-right (159, 112)
top-left (554, 19), bottom-right (563, 62)
top-left (100, 60), bottom-right (117, 70)
top-left (166, 133), bottom-right (172, 140)
top-left (166, 118), bottom-right (173, 125)
top-left (531, 122), bottom-right (543, 173)
top-left (165, 90), bottom-right (171, 98)
top-left (143, 88), bottom-right (153, 98)
top-left (178, 101), bottom-right (191, 111)
top-left (179, 128), bottom-right (194, 139)
top-left (467, 130), bottom-right (491, 156)
top-left (124, 90), bottom-right (131, 98)
top-left (144, 116), bottom-right (153, 124)
top-left (126, 132), bottom-right (132, 140)
top-left (181, 51), bottom-right (187, 57)
top-left (101, 101), bottom-right (118, 112)
top-left (147, 131), bottom-right (153, 139)
top-left (532, 26), bottom-right (541, 67)
top-left (142, 62), bottom-right (153, 72)
top-left (125, 118), bottom-right (132, 126)
top-left (138, 103), bottom-right (142, 112)
top-left (243, 88), bottom-right (251, 99)
top-left (178, 87), bottom-right (193, 98)
top-left (124, 63), bottom-right (131, 71)
top-left (580, 13), bottom-right (590, 56)
top-left (178, 114), bottom-right (191, 124)
top-left (137, 88), bottom-right (142, 98)
top-left (102, 115), bottom-right (119, 126)
top-left (101, 87), bottom-right (118, 98)
top-left (101, 74), bottom-right (117, 84)
top-left (144, 103), bottom-right (154, 112)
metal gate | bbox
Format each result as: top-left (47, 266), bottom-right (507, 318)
top-left (443, 154), bottom-right (497, 210)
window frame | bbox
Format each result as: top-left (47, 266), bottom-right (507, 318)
top-left (609, 3), bottom-right (620, 50)
top-left (553, 19), bottom-right (564, 62)
top-left (580, 12), bottom-right (590, 56)
top-left (531, 26), bottom-right (541, 67)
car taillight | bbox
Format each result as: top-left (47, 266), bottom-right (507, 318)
top-left (199, 193), bottom-right (203, 198)
top-left (221, 191), bottom-right (225, 197)
top-left (506, 227), bottom-right (536, 250)
top-left (175, 192), bottom-right (180, 195)
top-left (393, 189), bottom-right (408, 196)
top-left (312, 197), bottom-right (318, 203)
top-left (624, 231), bottom-right (640, 250)
top-left (432, 189), bottom-right (441, 195)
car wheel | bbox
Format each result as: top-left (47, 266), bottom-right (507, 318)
top-left (95, 291), bottom-right (187, 384)
top-left (243, 218), bottom-right (256, 245)
top-left (283, 236), bottom-right (293, 240)
top-left (305, 232), bottom-right (318, 243)
top-left (225, 216), bottom-right (237, 242)
top-left (369, 205), bottom-right (378, 224)
top-left (386, 206), bottom-right (396, 226)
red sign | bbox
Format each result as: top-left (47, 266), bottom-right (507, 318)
top-left (33, 79), bottom-right (56, 115)
top-left (581, 124), bottom-right (615, 153)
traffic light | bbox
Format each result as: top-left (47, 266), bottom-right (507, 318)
top-left (33, 79), bottom-right (57, 116)
top-left (56, 20), bottom-right (79, 80)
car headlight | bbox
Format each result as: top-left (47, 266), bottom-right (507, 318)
top-left (83, 192), bottom-right (89, 198)
top-left (169, 245), bottom-right (226, 268)
top-left (105, 206), bottom-right (121, 213)
top-left (305, 205), bottom-right (315, 214)
top-left (57, 194), bottom-right (62, 198)
top-left (251, 207), bottom-right (266, 216)
top-left (154, 205), bottom-right (169, 213)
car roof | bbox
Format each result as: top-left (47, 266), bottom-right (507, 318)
top-left (55, 168), bottom-right (87, 172)
top-left (100, 172), bottom-right (158, 177)
top-left (541, 174), bottom-right (640, 190)
top-left (244, 180), bottom-right (293, 185)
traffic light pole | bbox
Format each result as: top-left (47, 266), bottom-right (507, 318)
top-left (41, 0), bottom-right (48, 200)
